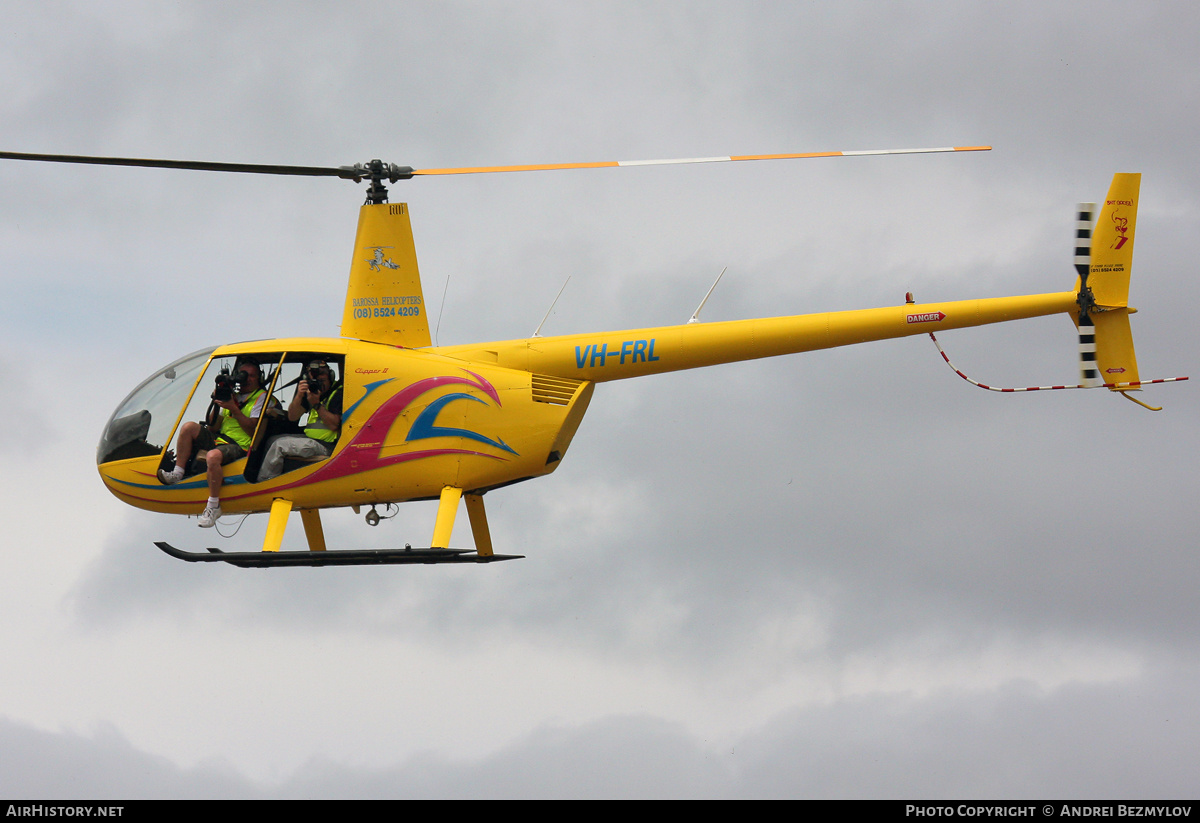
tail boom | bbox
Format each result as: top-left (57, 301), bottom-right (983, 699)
top-left (434, 290), bottom-right (1079, 382)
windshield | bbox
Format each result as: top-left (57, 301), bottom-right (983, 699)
top-left (97, 347), bottom-right (215, 465)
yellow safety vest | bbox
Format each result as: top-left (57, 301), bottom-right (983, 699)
top-left (304, 386), bottom-right (341, 444)
top-left (218, 388), bottom-right (264, 450)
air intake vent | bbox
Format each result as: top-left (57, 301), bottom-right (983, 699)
top-left (531, 374), bottom-right (583, 405)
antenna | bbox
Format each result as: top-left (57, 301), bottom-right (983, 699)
top-left (688, 267), bottom-right (728, 324)
top-left (533, 276), bottom-right (571, 337)
top-left (434, 274), bottom-right (450, 346)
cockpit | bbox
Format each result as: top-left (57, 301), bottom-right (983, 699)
top-left (98, 347), bottom-right (347, 484)
top-left (98, 347), bottom-right (215, 465)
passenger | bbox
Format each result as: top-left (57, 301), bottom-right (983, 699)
top-left (158, 357), bottom-right (271, 528)
top-left (257, 360), bottom-right (342, 482)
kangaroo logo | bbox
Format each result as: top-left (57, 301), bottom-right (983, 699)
top-left (1111, 209), bottom-right (1129, 251)
top-left (365, 246), bottom-right (401, 271)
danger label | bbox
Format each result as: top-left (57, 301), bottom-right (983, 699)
top-left (906, 311), bottom-right (946, 324)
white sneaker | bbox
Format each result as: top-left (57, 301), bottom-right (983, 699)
top-left (158, 466), bottom-right (184, 485)
top-left (198, 504), bottom-right (222, 528)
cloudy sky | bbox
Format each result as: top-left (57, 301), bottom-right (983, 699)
top-left (2, 1), bottom-right (1198, 799)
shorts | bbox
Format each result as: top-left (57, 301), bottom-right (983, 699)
top-left (189, 427), bottom-right (247, 473)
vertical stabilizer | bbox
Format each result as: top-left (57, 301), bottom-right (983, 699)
top-left (1089, 173), bottom-right (1140, 308)
top-left (1093, 309), bottom-right (1141, 387)
top-left (1073, 174), bottom-right (1145, 394)
top-left (340, 202), bottom-right (431, 347)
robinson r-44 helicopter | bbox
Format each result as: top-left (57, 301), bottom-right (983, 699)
top-left (3, 148), bottom-right (1185, 567)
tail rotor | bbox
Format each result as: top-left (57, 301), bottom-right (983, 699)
top-left (1074, 202), bottom-right (1101, 387)
top-left (927, 174), bottom-right (1186, 408)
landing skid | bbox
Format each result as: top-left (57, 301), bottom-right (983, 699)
top-left (159, 488), bottom-right (514, 567)
top-left (155, 542), bottom-right (523, 567)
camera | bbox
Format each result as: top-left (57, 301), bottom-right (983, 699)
top-left (213, 365), bottom-right (253, 402)
top-left (302, 363), bottom-right (332, 399)
top-left (212, 367), bottom-right (237, 402)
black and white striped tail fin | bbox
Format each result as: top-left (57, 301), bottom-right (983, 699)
top-left (1075, 202), bottom-right (1100, 387)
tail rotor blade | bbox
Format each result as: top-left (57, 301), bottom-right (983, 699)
top-left (1075, 202), bottom-right (1100, 386)
top-left (1074, 202), bottom-right (1095, 286)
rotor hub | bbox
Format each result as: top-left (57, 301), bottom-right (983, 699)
top-left (341, 159), bottom-right (415, 205)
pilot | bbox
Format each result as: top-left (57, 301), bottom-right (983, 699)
top-left (256, 359), bottom-right (342, 482)
top-left (158, 357), bottom-right (270, 528)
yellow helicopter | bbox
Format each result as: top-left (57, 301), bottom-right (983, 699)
top-left (2, 148), bottom-right (1183, 567)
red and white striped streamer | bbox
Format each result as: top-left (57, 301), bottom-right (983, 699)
top-left (928, 332), bottom-right (1187, 393)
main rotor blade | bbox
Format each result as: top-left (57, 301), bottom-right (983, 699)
top-left (1, 145), bottom-right (992, 184)
top-left (0, 151), bottom-right (358, 179)
top-left (410, 146), bottom-right (992, 176)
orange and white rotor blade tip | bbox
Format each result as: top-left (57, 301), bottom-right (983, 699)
top-left (409, 146), bottom-right (992, 176)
